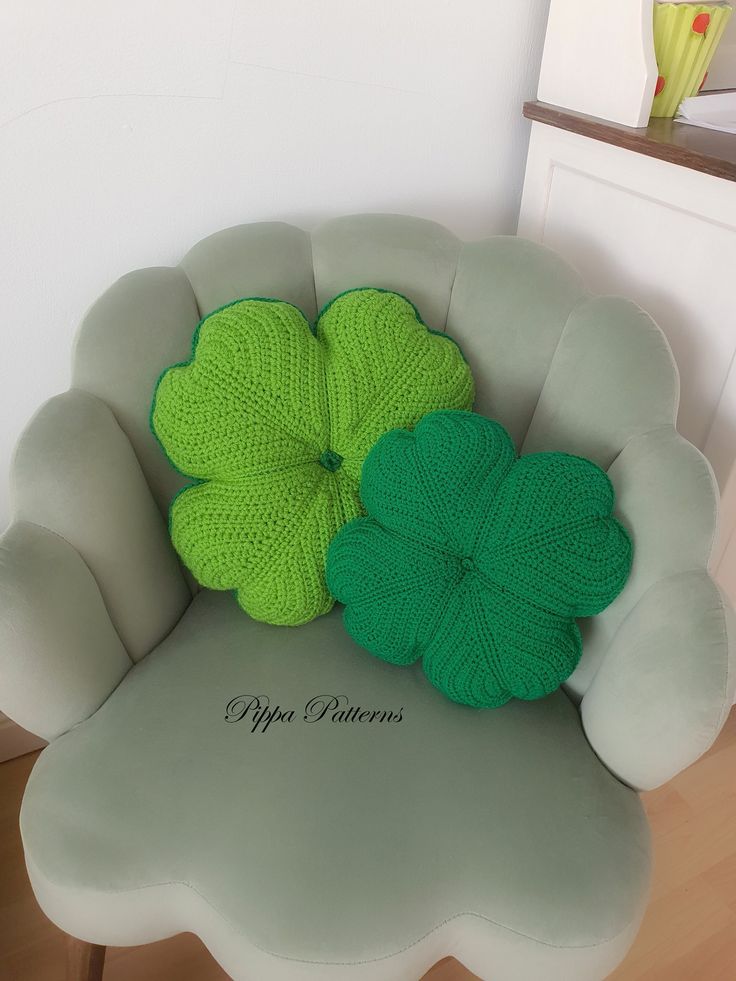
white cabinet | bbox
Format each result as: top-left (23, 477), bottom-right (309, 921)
top-left (519, 112), bottom-right (736, 602)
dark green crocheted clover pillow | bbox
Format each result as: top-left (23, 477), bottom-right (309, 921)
top-left (151, 289), bottom-right (474, 626)
top-left (326, 410), bottom-right (632, 708)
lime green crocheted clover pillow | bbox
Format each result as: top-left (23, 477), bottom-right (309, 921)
top-left (326, 410), bottom-right (632, 708)
top-left (151, 289), bottom-right (474, 625)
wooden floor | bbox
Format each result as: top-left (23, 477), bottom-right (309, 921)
top-left (2, 711), bottom-right (736, 981)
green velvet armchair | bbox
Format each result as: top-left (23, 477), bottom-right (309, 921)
top-left (0, 215), bottom-right (733, 981)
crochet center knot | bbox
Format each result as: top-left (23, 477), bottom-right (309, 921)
top-left (459, 556), bottom-right (475, 576)
top-left (319, 448), bottom-right (344, 473)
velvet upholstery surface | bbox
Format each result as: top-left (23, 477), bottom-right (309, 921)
top-left (0, 214), bottom-right (732, 981)
top-left (22, 591), bottom-right (650, 980)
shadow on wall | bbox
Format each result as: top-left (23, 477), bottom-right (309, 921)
top-left (706, 9), bottom-right (736, 89)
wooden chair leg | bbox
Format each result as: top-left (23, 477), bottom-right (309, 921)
top-left (66, 935), bottom-right (106, 981)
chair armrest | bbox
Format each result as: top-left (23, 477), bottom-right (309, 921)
top-left (0, 522), bottom-right (131, 740)
top-left (11, 389), bottom-right (190, 660)
top-left (581, 570), bottom-right (735, 791)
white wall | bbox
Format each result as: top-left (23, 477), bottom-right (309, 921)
top-left (707, 10), bottom-right (736, 89)
top-left (0, 0), bottom-right (551, 528)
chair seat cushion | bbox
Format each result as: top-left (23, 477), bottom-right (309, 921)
top-left (150, 288), bottom-right (474, 626)
top-left (21, 591), bottom-right (650, 981)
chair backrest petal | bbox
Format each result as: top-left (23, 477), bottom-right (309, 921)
top-left (72, 266), bottom-right (200, 516)
top-left (312, 214), bottom-right (461, 329)
top-left (181, 222), bottom-right (317, 324)
top-left (12, 390), bottom-right (190, 660)
top-left (0, 521), bottom-right (131, 739)
top-left (568, 425), bottom-right (718, 699)
top-left (446, 236), bottom-right (587, 448)
top-left (522, 295), bottom-right (680, 467)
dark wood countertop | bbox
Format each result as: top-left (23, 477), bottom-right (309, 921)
top-left (523, 100), bottom-right (736, 183)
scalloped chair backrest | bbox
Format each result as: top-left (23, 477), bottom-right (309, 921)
top-left (14, 214), bottom-right (715, 693)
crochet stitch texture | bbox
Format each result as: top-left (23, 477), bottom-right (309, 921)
top-left (151, 289), bottom-right (474, 625)
top-left (326, 411), bottom-right (632, 707)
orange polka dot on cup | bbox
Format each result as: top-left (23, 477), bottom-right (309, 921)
top-left (692, 12), bottom-right (710, 35)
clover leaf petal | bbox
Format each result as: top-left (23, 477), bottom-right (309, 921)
top-left (420, 580), bottom-right (583, 707)
top-left (172, 465), bottom-right (364, 624)
top-left (419, 582), bottom-right (512, 708)
top-left (327, 517), bottom-right (458, 665)
top-left (153, 300), bottom-right (327, 481)
top-left (321, 290), bottom-right (474, 462)
top-left (475, 453), bottom-right (632, 617)
top-left (361, 411), bottom-right (514, 553)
